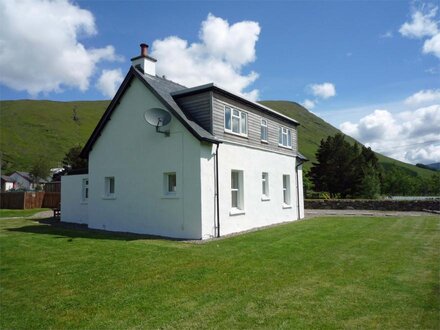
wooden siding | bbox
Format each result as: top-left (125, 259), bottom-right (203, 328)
top-left (174, 91), bottom-right (212, 133)
top-left (212, 92), bottom-right (298, 156)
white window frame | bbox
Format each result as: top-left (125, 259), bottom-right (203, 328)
top-left (82, 178), bottom-right (89, 202)
top-left (261, 119), bottom-right (268, 142)
top-left (282, 174), bottom-right (291, 207)
top-left (163, 172), bottom-right (177, 197)
top-left (262, 172), bottom-right (270, 200)
top-left (279, 126), bottom-right (292, 149)
top-left (104, 176), bottom-right (115, 199)
top-left (230, 170), bottom-right (244, 215)
top-left (224, 106), bottom-right (248, 137)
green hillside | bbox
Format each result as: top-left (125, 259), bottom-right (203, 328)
top-left (0, 100), bottom-right (109, 171)
top-left (0, 99), bottom-right (433, 179)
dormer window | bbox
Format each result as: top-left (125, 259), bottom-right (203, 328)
top-left (224, 106), bottom-right (247, 137)
top-left (279, 127), bottom-right (292, 149)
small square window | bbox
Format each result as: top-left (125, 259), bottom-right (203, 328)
top-left (164, 172), bottom-right (177, 196)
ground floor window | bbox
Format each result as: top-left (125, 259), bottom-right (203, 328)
top-left (283, 174), bottom-right (291, 205)
top-left (262, 172), bottom-right (269, 199)
top-left (104, 177), bottom-right (115, 197)
top-left (82, 178), bottom-right (89, 201)
top-left (164, 172), bottom-right (177, 195)
top-left (231, 170), bottom-right (244, 210)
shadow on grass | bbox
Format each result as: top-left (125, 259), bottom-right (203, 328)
top-left (6, 218), bottom-right (181, 242)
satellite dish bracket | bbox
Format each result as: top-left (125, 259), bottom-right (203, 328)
top-left (155, 119), bottom-right (170, 136)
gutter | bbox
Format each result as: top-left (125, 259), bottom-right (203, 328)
top-left (295, 154), bottom-right (308, 220)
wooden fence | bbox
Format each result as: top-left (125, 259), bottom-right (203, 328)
top-left (0, 192), bottom-right (60, 209)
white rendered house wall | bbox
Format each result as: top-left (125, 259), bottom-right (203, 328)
top-left (200, 142), bottom-right (300, 238)
top-left (61, 174), bottom-right (89, 224)
top-left (87, 78), bottom-right (203, 239)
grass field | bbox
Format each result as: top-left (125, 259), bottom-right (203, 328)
top-left (1, 216), bottom-right (439, 329)
top-left (0, 208), bottom-right (49, 218)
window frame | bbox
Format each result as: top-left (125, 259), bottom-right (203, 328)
top-left (163, 172), bottom-right (178, 197)
top-left (82, 178), bottom-right (89, 202)
top-left (279, 126), bottom-right (292, 149)
top-left (282, 174), bottom-right (291, 207)
top-left (224, 106), bottom-right (248, 137)
top-left (261, 172), bottom-right (270, 200)
top-left (104, 176), bottom-right (115, 199)
top-left (260, 118), bottom-right (268, 142)
top-left (230, 170), bottom-right (244, 214)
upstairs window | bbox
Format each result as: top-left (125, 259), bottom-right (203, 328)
top-left (261, 119), bottom-right (268, 142)
top-left (279, 127), bottom-right (292, 148)
top-left (224, 106), bottom-right (247, 136)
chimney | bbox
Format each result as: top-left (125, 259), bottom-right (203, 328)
top-left (131, 43), bottom-right (157, 76)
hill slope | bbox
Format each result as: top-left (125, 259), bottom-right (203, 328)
top-left (0, 99), bottom-right (433, 178)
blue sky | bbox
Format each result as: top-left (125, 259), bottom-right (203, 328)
top-left (1, 0), bottom-right (439, 164)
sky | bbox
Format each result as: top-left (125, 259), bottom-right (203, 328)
top-left (0, 0), bottom-right (439, 165)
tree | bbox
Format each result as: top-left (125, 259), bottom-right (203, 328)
top-left (309, 133), bottom-right (381, 198)
top-left (62, 145), bottom-right (88, 170)
top-left (29, 157), bottom-right (51, 190)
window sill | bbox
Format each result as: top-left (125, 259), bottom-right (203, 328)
top-left (278, 144), bottom-right (292, 150)
top-left (102, 195), bottom-right (116, 200)
top-left (224, 130), bottom-right (248, 139)
top-left (261, 140), bottom-right (268, 144)
top-left (80, 201), bottom-right (88, 205)
top-left (261, 196), bottom-right (270, 201)
top-left (282, 204), bottom-right (292, 209)
top-left (162, 194), bottom-right (179, 199)
top-left (229, 208), bottom-right (245, 216)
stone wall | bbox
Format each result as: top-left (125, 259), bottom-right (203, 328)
top-left (305, 199), bottom-right (440, 211)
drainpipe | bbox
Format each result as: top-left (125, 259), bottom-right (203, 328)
top-left (214, 143), bottom-right (220, 237)
top-left (296, 157), bottom-right (305, 220)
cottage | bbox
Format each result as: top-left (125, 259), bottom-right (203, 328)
top-left (61, 44), bottom-right (306, 239)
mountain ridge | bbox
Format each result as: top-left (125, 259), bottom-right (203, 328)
top-left (0, 99), bottom-right (434, 179)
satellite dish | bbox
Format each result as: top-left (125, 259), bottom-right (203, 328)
top-left (144, 108), bottom-right (171, 136)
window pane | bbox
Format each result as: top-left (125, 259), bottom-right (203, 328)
top-left (85, 188), bottom-right (89, 199)
top-left (231, 171), bottom-right (239, 189)
top-left (231, 191), bottom-right (238, 208)
top-left (232, 116), bottom-right (240, 133)
top-left (225, 107), bottom-right (231, 130)
top-left (279, 128), bottom-right (282, 144)
top-left (109, 178), bottom-right (115, 194)
top-left (241, 112), bottom-right (247, 134)
top-left (168, 174), bottom-right (176, 192)
top-left (287, 129), bottom-right (291, 147)
top-left (232, 109), bottom-right (239, 117)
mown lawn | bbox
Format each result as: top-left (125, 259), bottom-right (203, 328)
top-left (0, 216), bottom-right (439, 329)
top-left (0, 208), bottom-right (49, 218)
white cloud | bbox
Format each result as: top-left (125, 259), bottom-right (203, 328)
top-left (309, 82), bottom-right (336, 99)
top-left (399, 6), bottom-right (440, 59)
top-left (423, 33), bottom-right (440, 58)
top-left (0, 0), bottom-right (121, 96)
top-left (151, 14), bottom-right (261, 101)
top-left (340, 104), bottom-right (440, 164)
top-left (96, 69), bottom-right (123, 98)
top-left (404, 89), bottom-right (440, 106)
top-left (303, 99), bottom-right (315, 110)
top-left (380, 31), bottom-right (393, 38)
top-left (399, 7), bottom-right (438, 38)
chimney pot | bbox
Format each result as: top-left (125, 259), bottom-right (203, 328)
top-left (140, 43), bottom-right (149, 57)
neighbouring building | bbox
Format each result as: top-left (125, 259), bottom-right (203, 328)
top-left (61, 43), bottom-right (307, 239)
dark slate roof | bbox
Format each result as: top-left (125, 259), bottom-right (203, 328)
top-left (1, 175), bottom-right (14, 182)
top-left (81, 67), bottom-right (219, 158)
top-left (296, 152), bottom-right (308, 162)
top-left (16, 171), bottom-right (32, 181)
